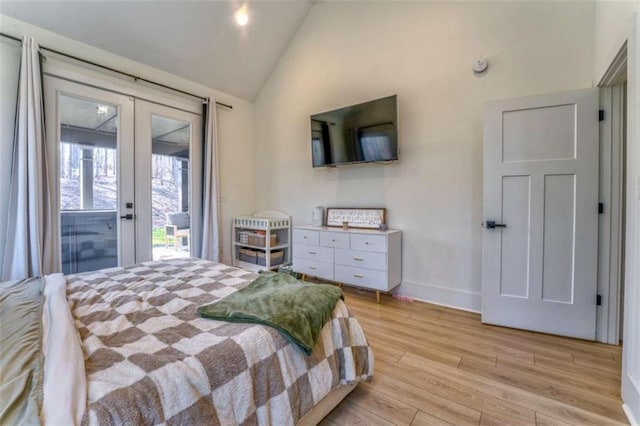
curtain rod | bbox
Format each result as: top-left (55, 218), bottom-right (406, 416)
top-left (0, 31), bottom-right (233, 110)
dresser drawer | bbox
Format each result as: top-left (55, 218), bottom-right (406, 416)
top-left (335, 264), bottom-right (387, 291)
top-left (293, 229), bottom-right (319, 246)
top-left (293, 243), bottom-right (333, 263)
top-left (320, 231), bottom-right (349, 249)
top-left (350, 234), bottom-right (387, 253)
top-left (334, 249), bottom-right (387, 271)
top-left (292, 257), bottom-right (333, 281)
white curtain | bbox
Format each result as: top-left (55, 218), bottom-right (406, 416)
top-left (2, 36), bottom-right (57, 280)
top-left (200, 99), bottom-right (221, 262)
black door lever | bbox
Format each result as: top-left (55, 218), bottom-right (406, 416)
top-left (486, 220), bottom-right (506, 229)
top-left (120, 214), bottom-right (135, 220)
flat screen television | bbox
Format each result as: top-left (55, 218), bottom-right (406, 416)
top-left (310, 95), bottom-right (398, 167)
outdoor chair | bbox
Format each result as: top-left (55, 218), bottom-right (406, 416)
top-left (165, 212), bottom-right (190, 251)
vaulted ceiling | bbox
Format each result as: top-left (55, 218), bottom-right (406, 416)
top-left (0, 1), bottom-right (313, 101)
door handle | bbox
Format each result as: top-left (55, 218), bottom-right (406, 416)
top-left (120, 214), bottom-right (135, 220)
top-left (486, 220), bottom-right (506, 229)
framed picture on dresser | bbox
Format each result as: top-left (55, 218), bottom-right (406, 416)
top-left (325, 208), bottom-right (386, 229)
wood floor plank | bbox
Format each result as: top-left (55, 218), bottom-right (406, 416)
top-left (434, 316), bottom-right (574, 362)
top-left (375, 358), bottom-right (536, 425)
top-left (400, 352), bottom-right (627, 425)
top-left (535, 412), bottom-right (574, 426)
top-left (366, 336), bottom-right (406, 363)
top-left (533, 354), bottom-right (621, 383)
top-left (362, 320), bottom-right (497, 367)
top-left (437, 310), bottom-right (620, 358)
top-left (365, 371), bottom-right (482, 426)
top-left (343, 385), bottom-right (418, 425)
top-left (496, 355), bottom-right (620, 398)
top-left (324, 396), bottom-right (395, 426)
top-left (458, 357), bottom-right (624, 421)
top-left (479, 412), bottom-right (534, 426)
top-left (572, 351), bottom-right (622, 375)
top-left (411, 410), bottom-right (455, 426)
top-left (396, 315), bottom-right (535, 364)
top-left (321, 288), bottom-right (627, 426)
top-left (612, 351), bottom-right (622, 363)
top-left (363, 327), bottom-right (464, 368)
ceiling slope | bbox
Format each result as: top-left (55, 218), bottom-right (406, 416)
top-left (0, 0), bottom-right (313, 101)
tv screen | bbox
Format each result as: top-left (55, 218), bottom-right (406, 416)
top-left (310, 95), bottom-right (398, 167)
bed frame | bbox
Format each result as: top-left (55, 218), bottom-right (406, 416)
top-left (296, 383), bottom-right (357, 425)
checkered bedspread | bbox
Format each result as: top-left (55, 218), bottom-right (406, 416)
top-left (66, 258), bottom-right (373, 425)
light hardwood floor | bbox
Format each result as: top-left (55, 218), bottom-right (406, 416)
top-left (321, 287), bottom-right (627, 426)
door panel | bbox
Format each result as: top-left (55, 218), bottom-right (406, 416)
top-left (502, 104), bottom-right (577, 162)
top-left (44, 77), bottom-right (135, 273)
top-left (500, 175), bottom-right (530, 298)
top-left (542, 174), bottom-right (575, 303)
top-left (482, 88), bottom-right (599, 340)
top-left (135, 100), bottom-right (202, 262)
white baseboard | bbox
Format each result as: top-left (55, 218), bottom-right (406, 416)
top-left (623, 404), bottom-right (639, 426)
top-left (394, 280), bottom-right (481, 313)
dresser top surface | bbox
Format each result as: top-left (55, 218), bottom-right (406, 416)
top-left (294, 225), bottom-right (400, 235)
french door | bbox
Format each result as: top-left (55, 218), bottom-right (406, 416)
top-left (134, 100), bottom-right (202, 262)
top-left (45, 76), bottom-right (202, 273)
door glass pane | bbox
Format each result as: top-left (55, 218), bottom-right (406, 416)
top-left (59, 95), bottom-right (118, 274)
top-left (151, 115), bottom-right (191, 260)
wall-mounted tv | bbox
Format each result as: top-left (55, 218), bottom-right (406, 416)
top-left (310, 95), bottom-right (398, 167)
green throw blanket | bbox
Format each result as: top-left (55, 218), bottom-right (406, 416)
top-left (198, 272), bottom-right (343, 355)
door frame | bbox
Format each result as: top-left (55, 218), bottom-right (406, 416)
top-left (43, 75), bottom-right (136, 269)
top-left (42, 54), bottom-right (205, 267)
top-left (597, 12), bottom-right (640, 426)
top-left (42, 53), bottom-right (202, 115)
top-left (597, 83), bottom-right (626, 345)
top-left (134, 100), bottom-right (203, 262)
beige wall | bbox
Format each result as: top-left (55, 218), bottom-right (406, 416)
top-left (0, 14), bottom-right (256, 265)
top-left (253, 1), bottom-right (596, 309)
top-left (595, 0), bottom-right (640, 81)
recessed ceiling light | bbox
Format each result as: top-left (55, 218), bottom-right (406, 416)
top-left (235, 5), bottom-right (249, 27)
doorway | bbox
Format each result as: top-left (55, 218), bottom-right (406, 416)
top-left (597, 83), bottom-right (627, 345)
top-left (44, 76), bottom-right (202, 274)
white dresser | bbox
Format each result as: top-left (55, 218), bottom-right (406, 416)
top-left (292, 226), bottom-right (401, 302)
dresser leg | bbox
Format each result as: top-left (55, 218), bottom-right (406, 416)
top-left (301, 274), bottom-right (306, 281)
top-left (338, 283), bottom-right (343, 288)
top-left (376, 291), bottom-right (381, 304)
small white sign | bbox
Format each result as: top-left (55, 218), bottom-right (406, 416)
top-left (326, 208), bottom-right (386, 229)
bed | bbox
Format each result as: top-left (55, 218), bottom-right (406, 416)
top-left (1, 258), bottom-right (373, 425)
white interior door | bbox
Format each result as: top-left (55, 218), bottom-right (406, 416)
top-left (134, 100), bottom-right (203, 262)
top-left (44, 76), bottom-right (136, 273)
top-left (482, 88), bottom-right (599, 340)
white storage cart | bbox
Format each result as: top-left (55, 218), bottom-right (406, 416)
top-left (232, 210), bottom-right (291, 272)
